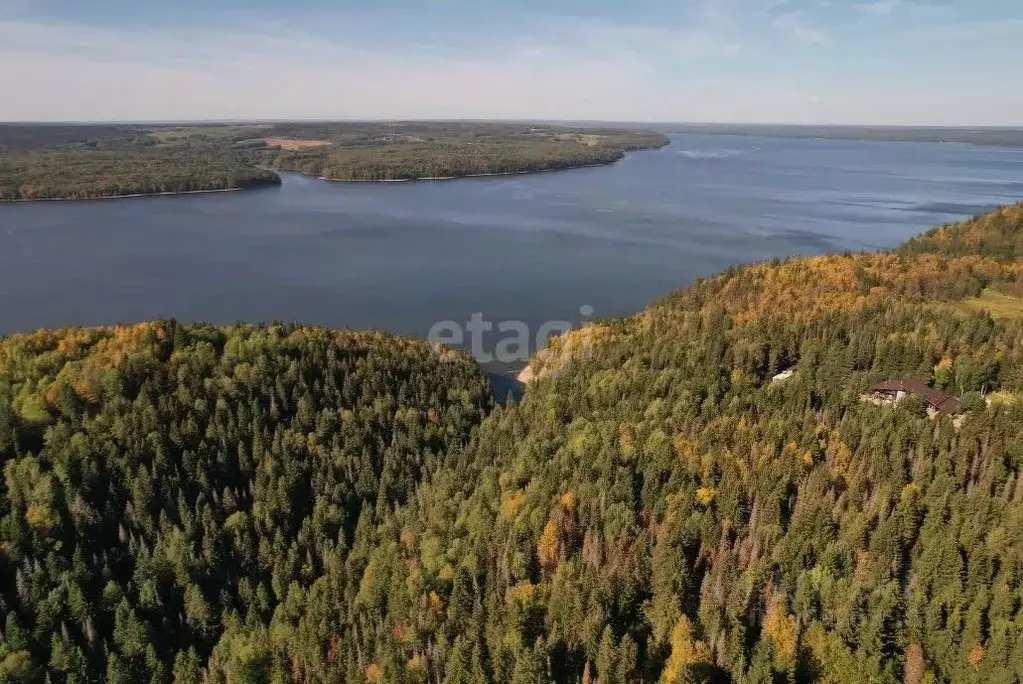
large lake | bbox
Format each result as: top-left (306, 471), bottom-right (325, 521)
top-left (2, 133), bottom-right (1021, 367)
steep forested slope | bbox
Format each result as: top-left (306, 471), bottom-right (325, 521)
top-left (311, 206), bottom-right (1023, 684)
top-left (2, 207), bottom-right (1023, 684)
top-left (899, 205), bottom-right (1023, 261)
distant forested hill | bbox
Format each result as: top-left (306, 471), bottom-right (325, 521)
top-left (2, 207), bottom-right (1022, 683)
top-left (0, 122), bottom-right (668, 200)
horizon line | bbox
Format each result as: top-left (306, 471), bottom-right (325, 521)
top-left (2, 118), bottom-right (1023, 130)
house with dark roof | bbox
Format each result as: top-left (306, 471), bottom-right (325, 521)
top-left (870, 379), bottom-right (962, 416)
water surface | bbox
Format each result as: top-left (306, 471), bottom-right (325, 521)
top-left (2, 133), bottom-right (1021, 363)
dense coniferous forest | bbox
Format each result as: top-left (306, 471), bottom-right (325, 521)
top-left (0, 324), bottom-right (493, 682)
top-left (0, 123), bottom-right (668, 200)
top-left (2, 207), bottom-right (1023, 683)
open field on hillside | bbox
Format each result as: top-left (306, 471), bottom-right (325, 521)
top-left (956, 288), bottom-right (1023, 319)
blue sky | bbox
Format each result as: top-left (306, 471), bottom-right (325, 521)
top-left (2, 0), bottom-right (1021, 124)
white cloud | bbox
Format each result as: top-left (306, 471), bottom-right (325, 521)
top-left (772, 12), bottom-right (828, 43)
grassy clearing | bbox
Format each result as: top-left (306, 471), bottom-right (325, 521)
top-left (149, 125), bottom-right (267, 144)
top-left (264, 137), bottom-right (333, 151)
top-left (986, 390), bottom-right (1023, 406)
top-left (555, 133), bottom-right (606, 147)
top-left (955, 288), bottom-right (1023, 320)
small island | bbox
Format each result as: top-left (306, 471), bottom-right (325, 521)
top-left (0, 122), bottom-right (669, 201)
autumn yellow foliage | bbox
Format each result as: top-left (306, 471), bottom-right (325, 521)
top-left (660, 615), bottom-right (712, 684)
top-left (507, 581), bottom-right (536, 604)
top-left (427, 591), bottom-right (444, 614)
top-left (762, 594), bottom-right (798, 670)
top-left (538, 519), bottom-right (560, 572)
top-left (695, 486), bottom-right (716, 507)
top-left (25, 504), bottom-right (57, 534)
top-left (499, 489), bottom-right (526, 520)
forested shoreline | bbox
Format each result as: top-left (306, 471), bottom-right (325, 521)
top-left (1, 206), bottom-right (1022, 683)
top-left (0, 123), bottom-right (668, 200)
top-left (0, 151), bottom-right (282, 202)
top-left (0, 126), bottom-right (284, 201)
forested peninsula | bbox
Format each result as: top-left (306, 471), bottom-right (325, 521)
top-left (266, 123), bottom-right (670, 181)
top-left (2, 206), bottom-right (1023, 683)
top-left (0, 123), bottom-right (669, 200)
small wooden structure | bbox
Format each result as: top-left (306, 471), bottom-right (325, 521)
top-left (870, 379), bottom-right (962, 415)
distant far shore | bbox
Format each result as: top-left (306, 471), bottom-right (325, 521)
top-left (664, 123), bottom-right (1023, 148)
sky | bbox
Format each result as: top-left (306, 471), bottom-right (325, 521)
top-left (1, 0), bottom-right (1021, 125)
